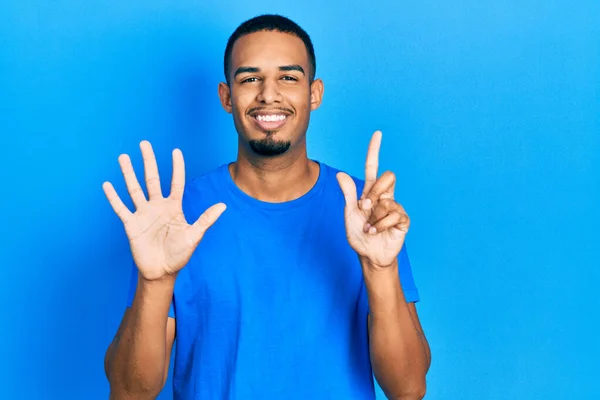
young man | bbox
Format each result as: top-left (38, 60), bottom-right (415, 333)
top-left (103, 14), bottom-right (430, 400)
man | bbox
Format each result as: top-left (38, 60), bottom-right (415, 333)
top-left (103, 14), bottom-right (430, 400)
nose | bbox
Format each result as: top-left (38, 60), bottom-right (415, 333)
top-left (256, 79), bottom-right (282, 104)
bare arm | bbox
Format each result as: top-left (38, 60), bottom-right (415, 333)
top-left (104, 273), bottom-right (177, 399)
top-left (335, 132), bottom-right (430, 398)
top-left (101, 142), bottom-right (225, 398)
top-left (363, 258), bottom-right (431, 400)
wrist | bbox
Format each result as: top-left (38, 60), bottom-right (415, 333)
top-left (359, 255), bottom-right (398, 272)
top-left (132, 271), bottom-right (177, 315)
top-left (361, 257), bottom-right (399, 288)
top-left (138, 271), bottom-right (177, 292)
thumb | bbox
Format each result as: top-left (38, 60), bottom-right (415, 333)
top-left (190, 202), bottom-right (227, 244)
top-left (336, 172), bottom-right (358, 211)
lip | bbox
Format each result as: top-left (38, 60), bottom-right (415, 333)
top-left (248, 109), bottom-right (292, 132)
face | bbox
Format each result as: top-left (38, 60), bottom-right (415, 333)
top-left (218, 30), bottom-right (324, 157)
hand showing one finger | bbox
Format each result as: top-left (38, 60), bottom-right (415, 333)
top-left (337, 131), bottom-right (410, 269)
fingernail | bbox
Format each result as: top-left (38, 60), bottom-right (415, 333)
top-left (363, 199), bottom-right (372, 210)
top-left (368, 226), bottom-right (377, 235)
top-left (364, 223), bottom-right (371, 233)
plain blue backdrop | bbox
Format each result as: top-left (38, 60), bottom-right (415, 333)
top-left (1, 1), bottom-right (598, 399)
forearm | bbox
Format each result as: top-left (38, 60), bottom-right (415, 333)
top-left (105, 273), bottom-right (175, 398)
top-left (362, 258), bottom-right (429, 399)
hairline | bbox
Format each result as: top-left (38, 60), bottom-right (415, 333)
top-left (225, 29), bottom-right (316, 85)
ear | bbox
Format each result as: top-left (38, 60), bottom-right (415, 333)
top-left (218, 82), bottom-right (233, 113)
top-left (309, 78), bottom-right (324, 111)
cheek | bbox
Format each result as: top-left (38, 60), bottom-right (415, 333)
top-left (286, 89), bottom-right (312, 112)
top-left (231, 89), bottom-right (255, 111)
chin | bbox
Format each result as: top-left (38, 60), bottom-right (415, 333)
top-left (246, 130), bottom-right (292, 157)
top-left (245, 122), bottom-right (289, 140)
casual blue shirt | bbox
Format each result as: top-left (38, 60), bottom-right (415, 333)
top-left (126, 161), bottom-right (420, 399)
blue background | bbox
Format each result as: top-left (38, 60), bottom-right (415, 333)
top-left (1, 1), bottom-right (598, 399)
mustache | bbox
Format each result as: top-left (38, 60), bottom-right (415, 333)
top-left (247, 106), bottom-right (294, 115)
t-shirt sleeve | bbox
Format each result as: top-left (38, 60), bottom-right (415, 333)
top-left (125, 261), bottom-right (176, 319)
top-left (360, 243), bottom-right (420, 316)
top-left (350, 174), bottom-right (420, 304)
top-left (397, 243), bottom-right (420, 303)
top-left (360, 243), bottom-right (420, 314)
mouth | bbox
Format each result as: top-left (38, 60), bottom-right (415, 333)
top-left (248, 109), bottom-right (291, 131)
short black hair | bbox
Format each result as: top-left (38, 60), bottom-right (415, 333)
top-left (223, 14), bottom-right (316, 84)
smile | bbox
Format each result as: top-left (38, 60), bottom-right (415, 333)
top-left (251, 113), bottom-right (289, 131)
top-left (256, 114), bottom-right (286, 122)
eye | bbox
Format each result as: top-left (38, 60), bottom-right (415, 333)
top-left (241, 77), bottom-right (259, 84)
top-left (281, 75), bottom-right (298, 81)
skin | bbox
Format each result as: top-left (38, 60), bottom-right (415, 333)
top-left (103, 29), bottom-right (430, 399)
top-left (337, 131), bottom-right (431, 398)
top-left (217, 30), bottom-right (324, 203)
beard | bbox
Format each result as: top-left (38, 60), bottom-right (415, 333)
top-left (248, 131), bottom-right (291, 157)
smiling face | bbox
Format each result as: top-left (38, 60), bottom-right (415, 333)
top-left (218, 30), bottom-right (324, 158)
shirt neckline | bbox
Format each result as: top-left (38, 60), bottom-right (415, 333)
top-left (221, 160), bottom-right (327, 210)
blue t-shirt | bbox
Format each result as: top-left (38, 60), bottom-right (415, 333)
top-left (126, 161), bottom-right (420, 399)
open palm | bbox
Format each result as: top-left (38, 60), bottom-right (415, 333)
top-left (102, 141), bottom-right (226, 281)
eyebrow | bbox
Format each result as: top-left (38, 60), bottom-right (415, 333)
top-left (233, 64), bottom-right (306, 78)
top-left (279, 65), bottom-right (305, 75)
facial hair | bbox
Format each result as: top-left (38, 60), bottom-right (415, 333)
top-left (248, 131), bottom-right (291, 157)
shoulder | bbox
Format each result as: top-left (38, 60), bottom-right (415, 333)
top-left (185, 163), bottom-right (230, 194)
top-left (181, 163), bottom-right (230, 212)
top-left (318, 161), bottom-right (365, 193)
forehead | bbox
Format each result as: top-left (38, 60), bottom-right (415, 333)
top-left (230, 30), bottom-right (309, 69)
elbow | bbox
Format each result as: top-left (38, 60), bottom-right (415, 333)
top-left (405, 377), bottom-right (427, 400)
top-left (107, 370), bottom-right (164, 400)
top-left (105, 350), bottom-right (166, 399)
top-left (108, 384), bottom-right (162, 400)
top-left (398, 385), bottom-right (426, 400)
top-left (388, 378), bottom-right (427, 400)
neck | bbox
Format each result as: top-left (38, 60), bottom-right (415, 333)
top-left (229, 142), bottom-right (319, 203)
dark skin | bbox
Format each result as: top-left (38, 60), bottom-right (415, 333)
top-left (338, 131), bottom-right (431, 398)
top-left (220, 30), bottom-right (430, 398)
top-left (103, 30), bottom-right (429, 399)
top-left (218, 30), bottom-right (324, 204)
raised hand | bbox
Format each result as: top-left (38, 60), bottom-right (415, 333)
top-left (336, 131), bottom-right (410, 268)
top-left (102, 141), bottom-right (226, 281)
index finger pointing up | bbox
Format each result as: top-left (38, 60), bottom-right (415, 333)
top-left (362, 130), bottom-right (382, 199)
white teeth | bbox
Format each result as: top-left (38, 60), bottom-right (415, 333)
top-left (256, 115), bottom-right (286, 122)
